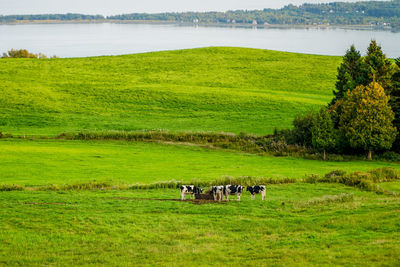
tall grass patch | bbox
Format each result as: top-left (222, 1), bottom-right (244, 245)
top-left (304, 167), bottom-right (400, 193)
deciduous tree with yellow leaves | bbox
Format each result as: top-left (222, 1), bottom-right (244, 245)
top-left (339, 82), bottom-right (397, 160)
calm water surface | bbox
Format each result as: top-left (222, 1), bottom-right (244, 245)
top-left (1, 23), bottom-right (399, 58)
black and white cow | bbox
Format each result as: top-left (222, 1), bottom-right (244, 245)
top-left (247, 185), bottom-right (266, 200)
top-left (212, 185), bottom-right (224, 201)
top-left (180, 185), bottom-right (203, 200)
top-left (223, 185), bottom-right (244, 201)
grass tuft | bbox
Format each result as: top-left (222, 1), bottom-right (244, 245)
top-left (295, 193), bottom-right (354, 208)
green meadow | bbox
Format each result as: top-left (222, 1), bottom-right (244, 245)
top-left (0, 139), bottom-right (399, 186)
top-left (1, 185), bottom-right (400, 266)
top-left (0, 47), bottom-right (340, 136)
top-left (1, 47), bottom-right (399, 266)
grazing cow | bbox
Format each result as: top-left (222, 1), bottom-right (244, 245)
top-left (180, 185), bottom-right (203, 200)
top-left (247, 185), bottom-right (266, 200)
top-left (212, 185), bottom-right (224, 201)
top-left (223, 185), bottom-right (244, 201)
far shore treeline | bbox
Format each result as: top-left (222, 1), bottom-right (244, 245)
top-left (1, 0), bottom-right (400, 29)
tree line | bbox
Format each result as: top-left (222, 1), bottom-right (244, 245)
top-left (276, 40), bottom-right (400, 160)
top-left (0, 13), bottom-right (105, 23)
top-left (1, 0), bottom-right (399, 28)
top-left (1, 49), bottom-right (56, 59)
top-left (108, 0), bottom-right (400, 28)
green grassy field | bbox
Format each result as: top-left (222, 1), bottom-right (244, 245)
top-left (2, 47), bottom-right (399, 266)
top-left (1, 139), bottom-right (398, 186)
top-left (0, 47), bottom-right (340, 136)
top-left (1, 184), bottom-right (399, 266)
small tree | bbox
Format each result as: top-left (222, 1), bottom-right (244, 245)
top-left (311, 107), bottom-right (336, 160)
top-left (292, 110), bottom-right (316, 147)
top-left (339, 82), bottom-right (397, 160)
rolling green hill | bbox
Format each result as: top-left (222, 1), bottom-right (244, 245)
top-left (2, 47), bottom-right (400, 266)
top-left (0, 47), bottom-right (340, 135)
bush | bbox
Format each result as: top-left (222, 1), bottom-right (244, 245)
top-left (379, 151), bottom-right (400, 162)
top-left (325, 169), bottom-right (347, 179)
top-left (292, 111), bottom-right (316, 147)
top-left (358, 179), bottom-right (377, 191)
top-left (304, 174), bottom-right (320, 184)
top-left (367, 167), bottom-right (400, 182)
top-left (0, 184), bottom-right (25, 191)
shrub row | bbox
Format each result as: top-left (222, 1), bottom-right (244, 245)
top-left (58, 130), bottom-right (319, 157)
top-left (59, 130), bottom-right (262, 152)
top-left (58, 130), bottom-right (399, 161)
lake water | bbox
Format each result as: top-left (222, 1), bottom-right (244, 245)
top-left (1, 23), bottom-right (399, 58)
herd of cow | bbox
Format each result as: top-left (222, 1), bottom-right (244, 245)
top-left (180, 185), bottom-right (266, 201)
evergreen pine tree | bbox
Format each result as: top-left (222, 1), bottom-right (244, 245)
top-left (364, 40), bottom-right (394, 93)
top-left (331, 45), bottom-right (366, 106)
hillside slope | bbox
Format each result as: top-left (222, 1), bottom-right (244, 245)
top-left (0, 47), bottom-right (340, 135)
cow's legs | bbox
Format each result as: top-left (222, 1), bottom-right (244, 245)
top-left (225, 194), bottom-right (229, 201)
top-left (251, 194), bottom-right (255, 200)
top-left (213, 193), bottom-right (217, 201)
top-left (237, 193), bottom-right (241, 201)
top-left (261, 191), bottom-right (266, 200)
top-left (181, 192), bottom-right (185, 200)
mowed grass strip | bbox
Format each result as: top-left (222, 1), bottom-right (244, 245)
top-left (0, 47), bottom-right (340, 135)
top-left (1, 139), bottom-right (398, 186)
top-left (0, 184), bottom-right (399, 266)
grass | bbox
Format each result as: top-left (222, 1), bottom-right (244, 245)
top-left (0, 47), bottom-right (340, 136)
top-left (1, 47), bottom-right (400, 265)
top-left (1, 184), bottom-right (399, 266)
top-left (1, 139), bottom-right (399, 186)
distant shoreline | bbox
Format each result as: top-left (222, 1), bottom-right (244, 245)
top-left (0, 19), bottom-right (394, 31)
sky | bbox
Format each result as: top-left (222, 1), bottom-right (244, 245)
top-left (0, 0), bottom-right (364, 16)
